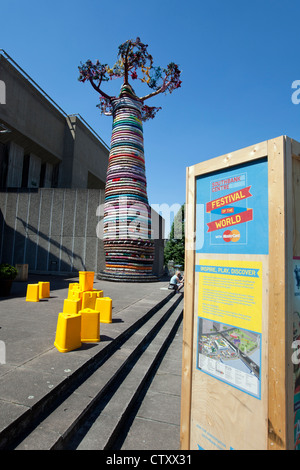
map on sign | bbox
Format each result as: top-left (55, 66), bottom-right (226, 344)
top-left (197, 318), bottom-right (261, 399)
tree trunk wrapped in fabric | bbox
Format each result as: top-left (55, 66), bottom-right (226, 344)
top-left (78, 37), bottom-right (181, 281)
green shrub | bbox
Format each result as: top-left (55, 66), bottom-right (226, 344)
top-left (0, 264), bottom-right (18, 280)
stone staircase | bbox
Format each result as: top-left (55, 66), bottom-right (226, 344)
top-left (1, 290), bottom-right (183, 450)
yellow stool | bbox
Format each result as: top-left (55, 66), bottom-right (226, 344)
top-left (69, 282), bottom-right (79, 290)
top-left (80, 308), bottom-right (100, 342)
top-left (95, 297), bottom-right (112, 323)
top-left (26, 284), bottom-right (39, 302)
top-left (39, 281), bottom-right (50, 299)
top-left (79, 271), bottom-right (94, 292)
top-left (54, 312), bottom-right (82, 353)
top-left (68, 290), bottom-right (82, 303)
top-left (93, 289), bottom-right (104, 298)
top-left (63, 298), bottom-right (82, 314)
top-left (68, 284), bottom-right (83, 300)
top-left (82, 291), bottom-right (97, 309)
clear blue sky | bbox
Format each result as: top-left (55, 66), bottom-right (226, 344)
top-left (1, 0), bottom-right (300, 212)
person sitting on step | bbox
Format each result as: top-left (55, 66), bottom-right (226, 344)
top-left (168, 270), bottom-right (184, 292)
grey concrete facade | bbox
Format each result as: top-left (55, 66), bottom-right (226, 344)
top-left (0, 188), bottom-right (105, 274)
top-left (0, 52), bottom-right (109, 191)
top-left (0, 188), bottom-right (165, 277)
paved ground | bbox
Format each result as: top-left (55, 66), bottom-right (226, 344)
top-left (0, 273), bottom-right (183, 450)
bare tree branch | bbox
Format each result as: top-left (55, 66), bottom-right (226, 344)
top-left (139, 72), bottom-right (172, 101)
top-left (139, 87), bottom-right (164, 101)
top-left (123, 41), bottom-right (131, 85)
top-left (89, 78), bottom-right (112, 101)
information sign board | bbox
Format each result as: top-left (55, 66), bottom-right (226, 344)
top-left (181, 136), bottom-right (298, 450)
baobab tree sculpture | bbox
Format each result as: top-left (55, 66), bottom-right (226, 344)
top-left (78, 37), bottom-right (182, 281)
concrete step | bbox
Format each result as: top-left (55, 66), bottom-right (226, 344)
top-left (119, 322), bottom-right (183, 451)
top-left (10, 292), bottom-right (183, 450)
top-left (69, 301), bottom-right (183, 450)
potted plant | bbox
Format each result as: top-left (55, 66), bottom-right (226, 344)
top-left (0, 264), bottom-right (18, 297)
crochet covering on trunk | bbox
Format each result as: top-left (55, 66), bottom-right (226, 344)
top-left (101, 84), bottom-right (156, 281)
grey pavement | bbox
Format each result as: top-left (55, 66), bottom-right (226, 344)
top-left (0, 273), bottom-right (183, 450)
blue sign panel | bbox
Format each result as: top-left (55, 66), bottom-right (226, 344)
top-left (196, 158), bottom-right (268, 254)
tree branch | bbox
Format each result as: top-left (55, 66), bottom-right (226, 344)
top-left (139, 87), bottom-right (164, 101)
top-left (139, 73), bottom-right (171, 101)
top-left (123, 41), bottom-right (131, 85)
top-left (89, 78), bottom-right (112, 101)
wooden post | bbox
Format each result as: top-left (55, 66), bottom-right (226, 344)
top-left (180, 165), bottom-right (196, 450)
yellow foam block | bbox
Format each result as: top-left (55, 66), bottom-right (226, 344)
top-left (54, 312), bottom-right (82, 353)
top-left (95, 297), bottom-right (112, 324)
top-left (69, 282), bottom-right (79, 290)
top-left (79, 271), bottom-right (94, 292)
top-left (68, 283), bottom-right (83, 299)
top-left (63, 298), bottom-right (82, 314)
top-left (68, 283), bottom-right (81, 295)
top-left (93, 289), bottom-right (104, 298)
top-left (39, 281), bottom-right (50, 299)
top-left (80, 308), bottom-right (100, 342)
top-left (26, 284), bottom-right (39, 302)
top-left (68, 289), bottom-right (82, 302)
top-left (82, 291), bottom-right (97, 309)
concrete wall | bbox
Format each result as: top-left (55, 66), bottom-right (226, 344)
top-left (58, 116), bottom-right (107, 189)
top-left (0, 188), bottom-right (105, 274)
top-left (6, 142), bottom-right (24, 187)
top-left (0, 189), bottom-right (165, 277)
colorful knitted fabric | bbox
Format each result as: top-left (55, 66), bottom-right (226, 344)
top-left (101, 84), bottom-right (155, 281)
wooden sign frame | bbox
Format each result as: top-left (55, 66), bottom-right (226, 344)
top-left (181, 136), bottom-right (300, 450)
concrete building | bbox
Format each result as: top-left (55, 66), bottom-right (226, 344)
top-left (0, 51), bottom-right (165, 278)
top-left (0, 51), bottom-right (109, 190)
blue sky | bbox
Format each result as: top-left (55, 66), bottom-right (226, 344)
top-left (1, 0), bottom-right (300, 212)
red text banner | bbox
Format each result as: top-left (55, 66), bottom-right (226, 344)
top-left (206, 186), bottom-right (252, 213)
top-left (207, 208), bottom-right (253, 232)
